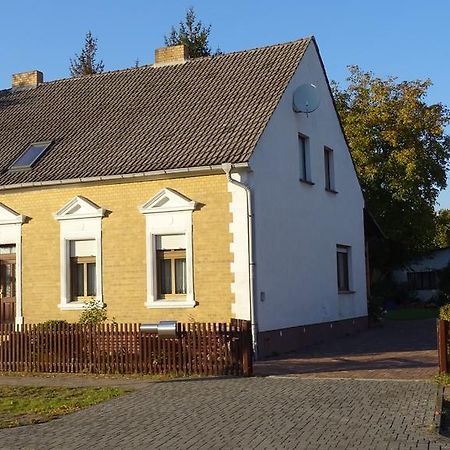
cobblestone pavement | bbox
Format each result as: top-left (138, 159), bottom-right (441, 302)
top-left (255, 319), bottom-right (437, 379)
top-left (0, 377), bottom-right (447, 449)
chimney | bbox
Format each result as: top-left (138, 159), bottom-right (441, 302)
top-left (154, 45), bottom-right (189, 67)
top-left (12, 70), bottom-right (43, 91)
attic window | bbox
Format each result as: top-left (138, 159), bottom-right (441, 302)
top-left (10, 141), bottom-right (52, 170)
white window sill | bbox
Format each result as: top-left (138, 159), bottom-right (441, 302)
top-left (145, 299), bottom-right (196, 309)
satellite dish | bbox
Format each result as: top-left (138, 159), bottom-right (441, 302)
top-left (293, 83), bottom-right (320, 114)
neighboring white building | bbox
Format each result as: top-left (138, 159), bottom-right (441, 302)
top-left (393, 248), bottom-right (450, 302)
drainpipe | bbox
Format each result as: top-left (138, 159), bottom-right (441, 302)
top-left (221, 163), bottom-right (258, 360)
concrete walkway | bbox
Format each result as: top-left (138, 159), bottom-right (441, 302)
top-left (255, 319), bottom-right (438, 379)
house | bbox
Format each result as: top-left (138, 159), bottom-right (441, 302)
top-left (393, 247), bottom-right (450, 302)
top-left (0, 37), bottom-right (367, 358)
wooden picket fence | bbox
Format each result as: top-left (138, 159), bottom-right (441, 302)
top-left (0, 320), bottom-right (253, 377)
top-left (437, 319), bottom-right (449, 374)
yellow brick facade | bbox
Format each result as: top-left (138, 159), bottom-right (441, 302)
top-left (0, 174), bottom-right (235, 324)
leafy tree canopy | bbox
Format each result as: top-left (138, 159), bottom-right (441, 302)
top-left (333, 66), bottom-right (450, 257)
top-left (70, 31), bottom-right (104, 77)
top-left (164, 7), bottom-right (215, 58)
top-left (435, 209), bottom-right (450, 248)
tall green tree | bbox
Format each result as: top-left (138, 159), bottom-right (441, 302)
top-left (164, 7), bottom-right (214, 58)
top-left (70, 31), bottom-right (104, 77)
top-left (332, 66), bottom-right (450, 258)
top-left (435, 209), bottom-right (450, 248)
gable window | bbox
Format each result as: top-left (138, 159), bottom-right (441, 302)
top-left (10, 141), bottom-right (52, 171)
top-left (337, 245), bottom-right (351, 293)
top-left (54, 196), bottom-right (105, 311)
top-left (407, 271), bottom-right (438, 290)
top-left (69, 240), bottom-right (96, 301)
top-left (324, 147), bottom-right (336, 192)
top-left (140, 188), bottom-right (196, 309)
top-left (299, 134), bottom-right (312, 184)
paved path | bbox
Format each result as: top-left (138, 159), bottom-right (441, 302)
top-left (255, 319), bottom-right (437, 379)
top-left (0, 377), bottom-right (447, 449)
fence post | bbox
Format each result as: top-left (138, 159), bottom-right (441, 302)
top-left (438, 319), bottom-right (449, 374)
top-left (241, 320), bottom-right (253, 377)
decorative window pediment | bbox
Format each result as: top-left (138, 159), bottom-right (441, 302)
top-left (0, 203), bottom-right (26, 225)
top-left (139, 188), bottom-right (196, 214)
top-left (54, 196), bottom-right (106, 221)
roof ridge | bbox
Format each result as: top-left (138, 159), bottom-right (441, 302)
top-left (0, 36), bottom-right (312, 93)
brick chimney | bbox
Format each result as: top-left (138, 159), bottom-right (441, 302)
top-left (154, 45), bottom-right (189, 67)
top-left (12, 70), bottom-right (43, 91)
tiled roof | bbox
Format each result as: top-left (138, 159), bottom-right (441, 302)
top-left (0, 38), bottom-right (311, 186)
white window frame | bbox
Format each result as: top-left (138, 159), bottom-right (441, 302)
top-left (139, 188), bottom-right (196, 309)
top-left (324, 146), bottom-right (336, 192)
top-left (337, 244), bottom-right (353, 294)
top-left (0, 203), bottom-right (26, 326)
top-left (54, 196), bottom-right (105, 311)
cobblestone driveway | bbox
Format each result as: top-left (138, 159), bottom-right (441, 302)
top-left (0, 377), bottom-right (447, 449)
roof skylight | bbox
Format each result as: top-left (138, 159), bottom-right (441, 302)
top-left (10, 141), bottom-right (52, 170)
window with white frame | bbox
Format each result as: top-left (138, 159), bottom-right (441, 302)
top-left (139, 188), bottom-right (196, 309)
top-left (299, 134), bottom-right (312, 184)
top-left (337, 245), bottom-right (352, 293)
top-left (54, 196), bottom-right (105, 310)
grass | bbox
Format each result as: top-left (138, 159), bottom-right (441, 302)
top-left (384, 307), bottom-right (439, 320)
top-left (0, 385), bottom-right (128, 428)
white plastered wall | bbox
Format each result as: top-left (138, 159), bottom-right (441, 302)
top-left (247, 41), bottom-right (367, 332)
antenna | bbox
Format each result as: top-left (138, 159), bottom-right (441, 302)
top-left (292, 83), bottom-right (321, 114)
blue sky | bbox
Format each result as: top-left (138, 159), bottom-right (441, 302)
top-left (1, 0), bottom-right (448, 206)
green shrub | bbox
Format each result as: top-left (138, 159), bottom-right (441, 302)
top-left (78, 299), bottom-right (108, 325)
top-left (40, 319), bottom-right (69, 329)
top-left (439, 303), bottom-right (450, 321)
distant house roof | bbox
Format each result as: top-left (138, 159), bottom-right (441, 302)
top-left (0, 38), bottom-right (311, 187)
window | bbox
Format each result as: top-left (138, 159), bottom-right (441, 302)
top-left (10, 142), bottom-right (52, 171)
top-left (140, 188), bottom-right (196, 309)
top-left (324, 147), bottom-right (336, 192)
top-left (299, 134), bottom-right (312, 183)
top-left (157, 249), bottom-right (187, 298)
top-left (69, 240), bottom-right (96, 301)
top-left (54, 196), bottom-right (105, 310)
top-left (407, 271), bottom-right (438, 290)
top-left (337, 245), bottom-right (351, 292)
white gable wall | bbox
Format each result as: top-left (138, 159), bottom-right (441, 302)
top-left (247, 41), bottom-right (367, 332)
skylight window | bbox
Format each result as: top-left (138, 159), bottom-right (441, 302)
top-left (10, 141), bottom-right (52, 170)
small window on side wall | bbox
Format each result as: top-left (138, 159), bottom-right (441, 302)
top-left (337, 245), bottom-right (351, 293)
top-left (324, 147), bottom-right (336, 192)
top-left (299, 134), bottom-right (312, 184)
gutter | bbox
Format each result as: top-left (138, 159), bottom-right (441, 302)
top-left (0, 162), bottom-right (250, 191)
top-left (221, 163), bottom-right (258, 360)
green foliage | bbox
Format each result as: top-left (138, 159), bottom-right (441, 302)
top-left (40, 320), bottom-right (69, 329)
top-left (435, 209), bottom-right (450, 248)
top-left (70, 31), bottom-right (105, 77)
top-left (332, 66), bottom-right (450, 260)
top-left (78, 298), bottom-right (108, 325)
top-left (439, 263), bottom-right (450, 298)
top-left (164, 7), bottom-right (216, 58)
top-left (440, 303), bottom-right (450, 321)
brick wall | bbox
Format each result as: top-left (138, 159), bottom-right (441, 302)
top-left (0, 174), bottom-right (234, 324)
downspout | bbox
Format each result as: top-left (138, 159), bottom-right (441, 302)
top-left (221, 163), bottom-right (258, 360)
